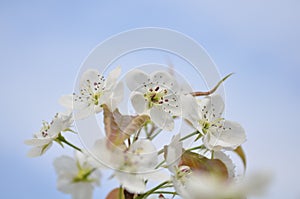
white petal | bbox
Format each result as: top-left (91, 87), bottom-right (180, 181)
top-left (126, 69), bottom-right (149, 91)
top-left (130, 139), bottom-right (157, 154)
top-left (75, 150), bottom-right (91, 169)
top-left (131, 92), bottom-right (147, 114)
top-left (27, 143), bottom-right (52, 157)
top-left (115, 171), bottom-right (146, 193)
top-left (172, 176), bottom-right (188, 197)
top-left (59, 94), bottom-right (74, 109)
top-left (24, 137), bottom-right (53, 146)
top-left (90, 169), bottom-right (102, 186)
top-left (48, 112), bottom-right (73, 136)
top-left (129, 140), bottom-right (158, 171)
top-left (166, 134), bottom-right (182, 173)
top-left (59, 94), bottom-right (87, 110)
top-left (71, 183), bottom-right (94, 199)
top-left (142, 170), bottom-right (170, 182)
top-left (180, 94), bottom-right (201, 122)
top-left (162, 93), bottom-right (181, 116)
top-left (53, 155), bottom-right (77, 175)
top-left (205, 120), bottom-right (246, 150)
top-left (150, 106), bottom-right (174, 131)
top-left (103, 81), bottom-right (124, 111)
top-left (199, 94), bottom-right (224, 122)
top-left (79, 69), bottom-right (100, 88)
top-left (56, 176), bottom-right (74, 193)
top-left (185, 173), bottom-right (224, 198)
top-left (150, 70), bottom-right (179, 91)
top-left (74, 106), bottom-right (96, 120)
top-left (91, 139), bottom-right (119, 169)
top-left (105, 67), bottom-right (121, 90)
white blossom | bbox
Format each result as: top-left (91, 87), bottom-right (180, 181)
top-left (59, 67), bottom-right (123, 119)
top-left (164, 134), bottom-right (191, 196)
top-left (92, 138), bottom-right (158, 193)
top-left (184, 171), bottom-right (271, 199)
top-left (126, 69), bottom-right (182, 131)
top-left (185, 94), bottom-right (246, 151)
top-left (24, 111), bottom-right (73, 157)
top-left (53, 151), bottom-right (101, 199)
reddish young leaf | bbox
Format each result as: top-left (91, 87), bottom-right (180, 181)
top-left (180, 151), bottom-right (228, 180)
top-left (103, 105), bottom-right (149, 147)
top-left (106, 188), bottom-right (125, 199)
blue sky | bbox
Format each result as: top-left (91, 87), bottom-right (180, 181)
top-left (1, 1), bottom-right (300, 198)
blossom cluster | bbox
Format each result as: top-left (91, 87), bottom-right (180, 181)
top-left (25, 67), bottom-right (269, 199)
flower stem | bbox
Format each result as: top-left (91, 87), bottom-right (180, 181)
top-left (180, 131), bottom-right (200, 141)
top-left (187, 145), bottom-right (205, 151)
top-left (56, 134), bottom-right (82, 152)
top-left (62, 139), bottom-right (82, 152)
top-left (155, 160), bottom-right (166, 169)
top-left (119, 186), bottom-right (123, 199)
top-left (135, 181), bottom-right (170, 199)
top-left (152, 191), bottom-right (177, 195)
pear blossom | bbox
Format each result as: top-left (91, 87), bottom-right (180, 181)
top-left (24, 111), bottom-right (73, 157)
top-left (126, 69), bottom-right (181, 130)
top-left (184, 171), bottom-right (271, 199)
top-left (165, 135), bottom-right (269, 199)
top-left (185, 94), bottom-right (246, 151)
top-left (92, 138), bottom-right (158, 193)
top-left (59, 67), bottom-right (123, 119)
top-left (164, 134), bottom-right (191, 196)
top-left (53, 151), bottom-right (101, 199)
top-left (26, 65), bottom-right (267, 198)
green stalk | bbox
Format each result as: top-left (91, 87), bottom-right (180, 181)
top-left (56, 134), bottom-right (82, 152)
top-left (135, 181), bottom-right (170, 199)
top-left (180, 131), bottom-right (200, 141)
top-left (152, 191), bottom-right (177, 195)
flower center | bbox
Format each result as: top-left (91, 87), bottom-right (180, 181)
top-left (176, 165), bottom-right (192, 183)
top-left (199, 120), bottom-right (211, 134)
top-left (92, 92), bottom-right (102, 105)
top-left (73, 166), bottom-right (95, 183)
top-left (144, 86), bottom-right (168, 108)
top-left (40, 122), bottom-right (50, 137)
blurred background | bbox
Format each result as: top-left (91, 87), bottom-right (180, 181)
top-left (1, 0), bottom-right (299, 198)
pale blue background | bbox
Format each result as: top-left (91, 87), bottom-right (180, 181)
top-left (1, 0), bottom-right (299, 198)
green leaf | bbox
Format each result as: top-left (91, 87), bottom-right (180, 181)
top-left (180, 151), bottom-right (228, 180)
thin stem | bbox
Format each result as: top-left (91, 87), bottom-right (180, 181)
top-left (152, 191), bottom-right (177, 195)
top-left (187, 145), bottom-right (205, 151)
top-left (135, 181), bottom-right (170, 199)
top-left (157, 148), bottom-right (164, 155)
top-left (118, 186), bottom-right (123, 199)
top-left (57, 134), bottom-right (82, 152)
top-left (147, 124), bottom-right (155, 138)
top-left (150, 129), bottom-right (163, 140)
top-left (155, 160), bottom-right (166, 169)
top-left (180, 131), bottom-right (199, 141)
top-left (61, 139), bottom-right (82, 152)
